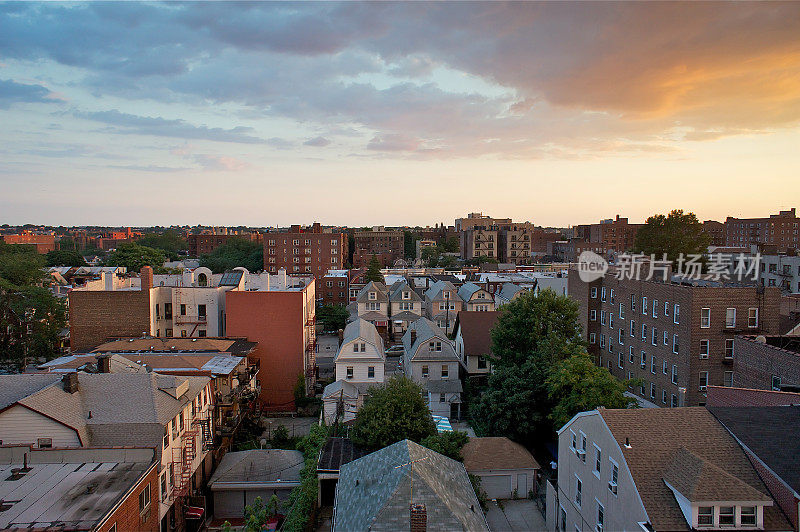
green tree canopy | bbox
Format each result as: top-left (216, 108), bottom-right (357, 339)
top-left (633, 209), bottom-right (711, 263)
top-left (0, 279), bottom-right (67, 364)
top-left (420, 430), bottom-right (469, 461)
top-left (138, 231), bottom-right (187, 260)
top-left (364, 255), bottom-right (384, 283)
top-left (316, 303), bottom-right (349, 332)
top-left (0, 243), bottom-right (46, 286)
top-left (547, 353), bottom-right (638, 429)
top-left (105, 242), bottom-right (167, 273)
top-left (46, 249), bottom-right (87, 267)
top-left (351, 376), bottom-right (437, 450)
top-left (403, 230), bottom-right (420, 259)
top-left (199, 238), bottom-right (263, 273)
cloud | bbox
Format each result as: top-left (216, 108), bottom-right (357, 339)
top-left (366, 133), bottom-right (422, 152)
top-left (109, 164), bottom-right (189, 173)
top-left (76, 109), bottom-right (266, 144)
top-left (192, 154), bottom-right (249, 171)
top-left (303, 136), bottom-right (331, 147)
top-left (0, 78), bottom-right (61, 108)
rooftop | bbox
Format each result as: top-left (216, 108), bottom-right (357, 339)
top-left (209, 449), bottom-right (303, 487)
top-left (317, 437), bottom-right (370, 473)
top-left (453, 311), bottom-right (500, 357)
top-left (461, 437), bottom-right (539, 472)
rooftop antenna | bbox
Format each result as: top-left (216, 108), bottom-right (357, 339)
top-left (394, 454), bottom-right (430, 503)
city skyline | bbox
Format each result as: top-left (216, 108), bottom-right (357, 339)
top-left (1, 2), bottom-right (799, 226)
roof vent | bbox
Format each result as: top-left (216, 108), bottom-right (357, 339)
top-left (624, 437), bottom-right (632, 449)
top-left (192, 338), bottom-right (197, 342)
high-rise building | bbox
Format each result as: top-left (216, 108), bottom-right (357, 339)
top-left (263, 223), bottom-right (347, 278)
top-left (353, 227), bottom-right (404, 267)
top-left (725, 208), bottom-right (798, 252)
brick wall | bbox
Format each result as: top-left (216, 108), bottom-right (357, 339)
top-left (734, 336), bottom-right (800, 390)
top-left (99, 463), bottom-right (160, 532)
top-left (69, 290), bottom-right (151, 351)
top-left (748, 453), bottom-right (799, 531)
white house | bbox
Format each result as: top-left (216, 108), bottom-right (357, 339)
top-left (457, 282), bottom-right (495, 312)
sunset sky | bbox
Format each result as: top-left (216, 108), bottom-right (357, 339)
top-left (1, 2), bottom-right (798, 227)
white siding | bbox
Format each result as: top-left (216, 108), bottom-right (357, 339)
top-left (0, 405), bottom-right (81, 447)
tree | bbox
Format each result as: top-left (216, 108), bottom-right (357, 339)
top-left (46, 249), bottom-right (87, 267)
top-left (364, 255), bottom-right (384, 283)
top-left (0, 243), bottom-right (46, 286)
top-left (403, 230), bottom-right (419, 260)
top-left (442, 236), bottom-right (460, 253)
top-left (199, 238), bottom-right (263, 273)
top-left (0, 279), bottom-right (67, 365)
top-left (316, 303), bottom-right (349, 332)
top-left (138, 231), bottom-right (187, 261)
top-left (351, 377), bottom-right (437, 450)
top-left (106, 243), bottom-right (167, 273)
top-left (547, 353), bottom-right (638, 429)
top-left (633, 209), bottom-right (711, 263)
top-left (420, 430), bottom-right (470, 461)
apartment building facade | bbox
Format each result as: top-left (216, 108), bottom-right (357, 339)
top-left (352, 227), bottom-right (404, 268)
top-left (732, 335), bottom-right (800, 392)
top-left (263, 223), bottom-right (347, 278)
top-left (461, 226), bottom-right (499, 261)
top-left (1, 233), bottom-right (56, 253)
top-left (758, 254), bottom-right (800, 293)
top-left (187, 232), bottom-right (262, 257)
top-left (569, 270), bottom-right (781, 406)
top-left (318, 269), bottom-right (350, 307)
top-left (726, 209), bottom-right (799, 252)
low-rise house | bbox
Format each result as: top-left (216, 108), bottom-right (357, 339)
top-left (322, 319), bottom-right (386, 424)
top-left (402, 318), bottom-right (464, 419)
top-left (546, 407), bottom-right (791, 532)
top-left (332, 439), bottom-right (489, 532)
top-left (388, 280), bottom-right (423, 341)
top-left (453, 311), bottom-right (499, 377)
top-left (0, 372), bottom-right (214, 532)
top-left (494, 282), bottom-right (527, 307)
top-left (424, 280), bottom-right (463, 334)
top-left (461, 436), bottom-right (540, 500)
top-left (0, 445), bottom-right (159, 531)
top-left (356, 281), bottom-right (390, 337)
top-left (317, 437), bottom-right (369, 506)
top-left (208, 449), bottom-right (303, 520)
top-left (457, 281), bottom-right (495, 312)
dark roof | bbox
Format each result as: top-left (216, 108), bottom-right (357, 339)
top-left (709, 406), bottom-right (800, 494)
top-left (461, 437), bottom-right (539, 472)
top-left (317, 437), bottom-right (369, 472)
top-left (453, 311), bottom-right (500, 357)
top-left (209, 449), bottom-right (303, 485)
top-left (598, 407), bottom-right (790, 531)
top-left (706, 386), bottom-right (800, 407)
top-left (91, 337), bottom-right (257, 355)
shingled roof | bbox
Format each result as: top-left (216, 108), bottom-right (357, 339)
top-left (461, 437), bottom-right (539, 472)
top-left (453, 311), bottom-right (499, 357)
top-left (598, 407), bottom-right (790, 531)
top-left (333, 439), bottom-right (489, 532)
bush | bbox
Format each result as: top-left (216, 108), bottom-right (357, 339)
top-left (469, 473), bottom-right (489, 511)
top-left (420, 431), bottom-right (469, 461)
top-left (282, 424), bottom-right (330, 532)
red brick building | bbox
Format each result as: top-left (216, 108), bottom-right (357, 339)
top-left (725, 208), bottom-right (798, 252)
top-left (573, 215), bottom-right (642, 257)
top-left (318, 270), bottom-right (350, 307)
top-left (703, 220), bottom-right (726, 246)
top-left (69, 288), bottom-right (151, 351)
top-left (188, 232), bottom-right (262, 257)
top-left (264, 223), bottom-right (347, 278)
top-left (2, 233), bottom-right (56, 253)
top-left (353, 228), bottom-right (404, 267)
top-left (225, 281), bottom-right (315, 409)
top-left (569, 268), bottom-right (781, 407)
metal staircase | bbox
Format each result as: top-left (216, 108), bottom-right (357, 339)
top-left (170, 428), bottom-right (198, 500)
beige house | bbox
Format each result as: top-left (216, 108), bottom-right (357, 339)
top-left (388, 280), bottom-right (423, 341)
top-left (457, 282), bottom-right (495, 312)
top-left (546, 407), bottom-right (790, 532)
top-left (424, 280), bottom-right (463, 334)
top-left (355, 281), bottom-right (389, 327)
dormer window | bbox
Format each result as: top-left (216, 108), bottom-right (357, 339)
top-left (402, 291), bottom-right (411, 300)
top-left (368, 292), bottom-right (377, 300)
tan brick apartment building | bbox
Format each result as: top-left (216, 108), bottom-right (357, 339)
top-left (263, 223), bottom-right (347, 278)
top-left (352, 227), bottom-right (403, 268)
top-left (569, 269), bottom-right (780, 406)
top-left (725, 208), bottom-right (798, 252)
top-left (573, 215), bottom-right (642, 256)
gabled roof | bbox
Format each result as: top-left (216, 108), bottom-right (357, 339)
top-left (0, 374), bottom-right (61, 410)
top-left (496, 282), bottom-right (525, 302)
top-left (424, 379), bottom-right (462, 394)
top-left (424, 280), bottom-right (461, 302)
top-left (339, 318), bottom-right (385, 358)
top-left (453, 311), bottom-right (499, 357)
top-left (709, 406), bottom-right (800, 495)
top-left (596, 407), bottom-right (789, 531)
top-left (333, 439), bottom-right (489, 532)
top-left (662, 447), bottom-right (771, 503)
top-left (356, 281), bottom-right (388, 303)
top-left (461, 437), bottom-right (540, 472)
top-left (209, 449), bottom-right (303, 486)
top-left (401, 319), bottom-right (459, 362)
top-left (389, 280), bottom-right (422, 302)
top-left (457, 282), bottom-right (489, 303)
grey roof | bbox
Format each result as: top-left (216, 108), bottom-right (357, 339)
top-left (391, 311), bottom-right (423, 322)
top-left (7, 373), bottom-right (209, 447)
top-left (0, 374), bottom-right (61, 410)
top-left (497, 282), bottom-right (525, 302)
top-left (424, 379), bottom-right (463, 394)
top-left (339, 318), bottom-right (385, 357)
top-left (209, 449), bottom-right (303, 487)
top-left (457, 282), bottom-right (483, 302)
top-left (389, 281), bottom-right (422, 302)
top-left (323, 380), bottom-right (376, 399)
top-left (334, 439), bottom-right (488, 532)
top-left (401, 318), bottom-right (459, 363)
top-left (424, 280), bottom-right (462, 303)
top-left (359, 310), bottom-right (389, 322)
top-left (356, 281), bottom-right (388, 303)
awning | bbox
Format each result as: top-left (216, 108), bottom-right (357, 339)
top-left (432, 415), bottom-right (453, 433)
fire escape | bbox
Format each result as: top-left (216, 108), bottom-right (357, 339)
top-left (170, 427), bottom-right (199, 501)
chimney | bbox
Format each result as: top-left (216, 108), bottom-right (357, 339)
top-left (62, 372), bottom-right (79, 393)
top-left (410, 503), bottom-right (427, 532)
top-left (140, 266), bottom-right (153, 291)
top-left (97, 355), bottom-right (111, 373)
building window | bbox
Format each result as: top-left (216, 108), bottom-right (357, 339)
top-left (630, 320), bottom-right (635, 337)
top-left (368, 366), bottom-right (375, 378)
top-left (590, 310), bottom-right (597, 321)
top-left (439, 393), bottom-right (446, 403)
top-left (609, 460), bottom-right (619, 494)
top-left (608, 313), bottom-right (614, 329)
top-left (629, 346), bottom-right (635, 364)
top-left (664, 301), bottom-right (669, 316)
top-left (674, 304), bottom-right (680, 324)
top-left (699, 371), bottom-right (708, 391)
top-left (601, 310), bottom-right (606, 325)
top-left (772, 375), bottom-right (781, 391)
top-left (37, 437), bottom-right (52, 448)
top-left (160, 473), bottom-right (167, 501)
top-left (741, 506), bottom-right (756, 526)
top-left (724, 371), bottom-right (733, 387)
top-left (597, 501), bottom-right (604, 532)
top-left (725, 308), bottom-right (736, 328)
top-left (663, 360), bottom-right (668, 374)
top-left (163, 431), bottom-right (169, 449)
top-left (701, 308), bottom-right (711, 328)
top-left (180, 304), bottom-right (186, 316)
top-left (663, 390), bottom-right (668, 404)
top-left (618, 328), bottom-right (624, 345)
top-left (601, 287), bottom-right (606, 301)
top-left (478, 356), bottom-right (487, 369)
top-left (618, 352), bottom-right (624, 369)
top-left (748, 308), bottom-right (759, 328)
top-left (641, 323), bottom-right (647, 340)
top-left (589, 333), bottom-right (596, 344)
top-left (652, 299), bottom-right (658, 318)
top-left (198, 329), bottom-right (206, 337)
top-left (594, 445), bottom-right (602, 475)
top-left (575, 475), bottom-right (582, 507)
top-left (640, 351), bottom-right (646, 369)
top-left (346, 367), bottom-right (354, 379)
top-left (672, 365), bottom-right (678, 384)
top-left (652, 327), bottom-right (657, 346)
top-left (422, 365), bottom-right (429, 378)
top-left (671, 394), bottom-right (678, 407)
top-left (719, 506), bottom-right (735, 527)
top-left (139, 484), bottom-right (151, 514)
top-left (651, 356), bottom-right (656, 374)
top-left (441, 365), bottom-right (449, 378)
top-left (700, 340), bottom-right (709, 359)
top-left (619, 302), bottom-right (625, 320)
top-left (673, 334), bottom-right (679, 354)
top-left (650, 382), bottom-right (656, 399)
top-left (631, 293), bottom-right (636, 311)
top-left (591, 287), bottom-right (597, 298)
top-left (698, 506), bottom-right (714, 527)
